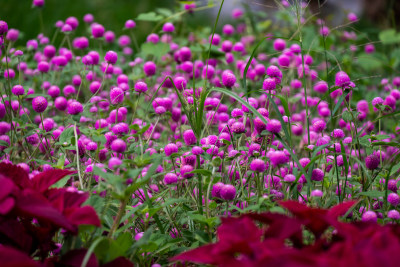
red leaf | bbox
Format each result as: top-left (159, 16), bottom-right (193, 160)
top-left (0, 218), bottom-right (33, 252)
top-left (64, 206), bottom-right (101, 227)
top-left (0, 176), bottom-right (14, 200)
top-left (171, 244), bottom-right (220, 264)
top-left (0, 197), bottom-right (15, 215)
top-left (16, 189), bottom-right (74, 232)
top-left (218, 216), bottom-right (262, 243)
top-left (327, 201), bottom-right (357, 219)
top-left (58, 248), bottom-right (99, 267)
top-left (30, 169), bottom-right (75, 193)
top-left (0, 245), bottom-right (39, 267)
top-left (0, 163), bottom-right (30, 189)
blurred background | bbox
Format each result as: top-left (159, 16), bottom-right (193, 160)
top-left (0, 0), bottom-right (398, 46)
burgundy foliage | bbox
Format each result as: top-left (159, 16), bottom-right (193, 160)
top-left (0, 163), bottom-right (102, 265)
top-left (172, 200), bottom-right (400, 267)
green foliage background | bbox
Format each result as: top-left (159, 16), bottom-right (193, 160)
top-left (0, 0), bottom-right (175, 44)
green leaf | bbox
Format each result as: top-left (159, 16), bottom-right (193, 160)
top-left (342, 110), bottom-right (351, 122)
top-left (136, 12), bottom-right (163, 22)
top-left (190, 169), bottom-right (212, 176)
top-left (357, 190), bottom-right (385, 198)
top-left (58, 127), bottom-right (74, 144)
top-left (379, 29), bottom-right (400, 45)
top-left (141, 42), bottom-right (170, 60)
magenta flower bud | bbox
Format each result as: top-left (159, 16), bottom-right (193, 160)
top-left (231, 122), bottom-right (245, 134)
top-left (181, 165), bottom-right (194, 178)
top-left (104, 31), bottom-right (115, 43)
top-left (118, 35), bottom-right (131, 47)
top-left (362, 211), bottom-right (377, 223)
top-left (273, 38), bottom-right (286, 51)
top-left (0, 21), bottom-right (8, 35)
top-left (162, 22), bottom-right (175, 32)
top-left (61, 24), bottom-right (72, 33)
top-left (192, 146), bottom-right (203, 155)
top-left (312, 120), bottom-right (326, 133)
top-left (110, 87), bottom-right (124, 105)
top-left (83, 14), bottom-right (94, 24)
top-left (331, 129), bottom-right (345, 139)
top-left (11, 85), bottom-right (25, 96)
top-left (67, 101), bottom-right (83, 115)
top-left (314, 81), bottom-right (328, 93)
top-left (365, 154), bottom-right (379, 170)
top-left (263, 77), bottom-right (276, 91)
top-left (86, 141), bottom-right (98, 151)
top-left (111, 138), bottom-right (126, 153)
top-left (348, 12), bottom-right (358, 22)
top-left (143, 61), bottom-right (156, 76)
top-left (104, 51), bottom-right (118, 64)
top-left (89, 81), bottom-right (101, 94)
top-left (179, 47), bottom-right (192, 61)
top-left (388, 193), bottom-right (400, 207)
top-left (278, 54), bottom-right (290, 67)
top-left (222, 24), bottom-right (235, 35)
top-left (284, 174), bottom-right (295, 183)
top-left (6, 29), bottom-right (19, 42)
top-left (82, 55), bottom-right (93, 66)
top-left (134, 81), bottom-right (148, 93)
top-left (164, 173), bottom-right (178, 185)
top-left (65, 16), bottom-right (79, 30)
top-left (125, 20), bottom-right (136, 29)
top-left (222, 70), bottom-right (236, 88)
top-left (32, 96), bottom-right (48, 113)
top-left (250, 159), bottom-right (266, 172)
top-left (4, 69), bottom-right (15, 79)
top-left (319, 26), bottom-right (330, 36)
top-left (183, 129), bottom-right (197, 146)
top-left (38, 61), bottom-right (50, 73)
top-left (231, 108), bottom-right (244, 118)
top-left (55, 96), bottom-right (67, 111)
top-left (220, 184), bottom-right (236, 201)
top-left (212, 182), bottom-right (224, 198)
top-left (335, 71), bottom-right (351, 87)
top-left (164, 143), bottom-right (178, 156)
top-left (33, 0), bottom-right (45, 7)
top-left (108, 157), bottom-right (122, 169)
top-left (209, 33), bottom-right (221, 46)
top-left (91, 23), bottom-right (105, 38)
top-left (14, 50), bottom-right (23, 56)
top-left (266, 65), bottom-right (282, 78)
top-left (311, 189), bottom-right (323, 197)
top-left (174, 76), bottom-right (187, 90)
top-left (232, 8), bottom-right (243, 19)
top-left (388, 210), bottom-right (400, 220)
top-left (266, 119), bottom-right (281, 134)
top-left (146, 33), bottom-right (159, 44)
top-left (365, 44), bottom-right (375, 54)
top-left (311, 168), bottom-right (324, 181)
top-left (43, 45), bottom-right (56, 58)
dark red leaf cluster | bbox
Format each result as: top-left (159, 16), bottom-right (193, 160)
top-left (0, 163), bottom-right (101, 265)
top-left (172, 200), bottom-right (400, 267)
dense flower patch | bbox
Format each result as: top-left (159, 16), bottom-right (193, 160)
top-left (1, 0), bottom-right (400, 266)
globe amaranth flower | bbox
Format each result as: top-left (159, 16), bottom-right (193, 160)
top-left (104, 50), bottom-right (118, 64)
top-left (164, 173), bottom-right (178, 185)
top-left (110, 87), bottom-right (124, 105)
top-left (220, 184), bottom-right (236, 200)
top-left (221, 70), bottom-right (236, 88)
top-left (164, 143), bottom-right (178, 156)
top-left (67, 101), bottom-right (83, 115)
top-left (365, 154), bottom-right (379, 170)
top-left (250, 159), bottom-right (266, 173)
top-left (11, 85), bottom-right (25, 96)
top-left (32, 96), bottom-right (48, 113)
